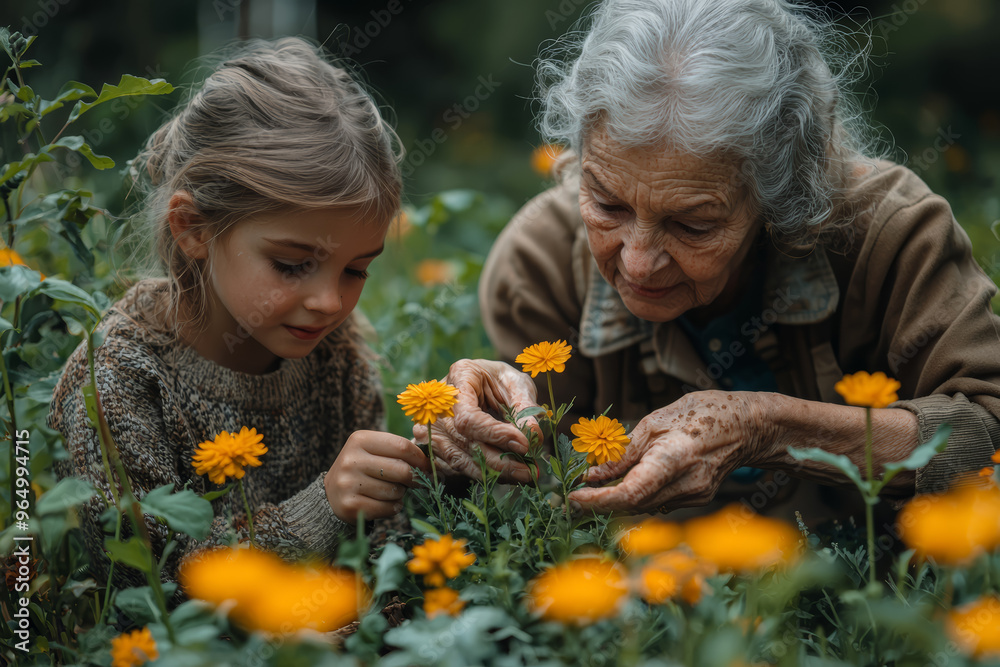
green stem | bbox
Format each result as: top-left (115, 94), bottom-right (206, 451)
top-left (238, 478), bottom-right (256, 547)
top-left (864, 407), bottom-right (876, 587)
top-left (427, 423), bottom-right (448, 529)
top-left (97, 511), bottom-right (122, 625)
top-left (545, 372), bottom-right (571, 522)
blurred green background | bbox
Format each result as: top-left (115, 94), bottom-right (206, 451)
top-left (2, 0), bottom-right (999, 433)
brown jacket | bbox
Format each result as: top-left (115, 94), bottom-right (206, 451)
top-left (480, 162), bottom-right (1000, 521)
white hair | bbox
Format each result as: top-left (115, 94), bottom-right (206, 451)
top-left (537, 0), bottom-right (883, 246)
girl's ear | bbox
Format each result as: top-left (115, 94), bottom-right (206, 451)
top-left (167, 191), bottom-right (210, 260)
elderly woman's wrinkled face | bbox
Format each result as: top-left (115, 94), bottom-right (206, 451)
top-left (580, 129), bottom-right (761, 323)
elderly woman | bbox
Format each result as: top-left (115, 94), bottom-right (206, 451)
top-left (429, 0), bottom-right (1000, 520)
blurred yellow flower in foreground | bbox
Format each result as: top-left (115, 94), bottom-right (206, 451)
top-left (571, 415), bottom-right (630, 466)
top-left (0, 246), bottom-right (44, 279)
top-left (179, 547), bottom-right (368, 634)
top-left (897, 483), bottom-right (1000, 565)
top-left (424, 587), bottom-right (465, 618)
top-left (684, 505), bottom-right (800, 573)
top-left (407, 534), bottom-right (476, 588)
top-left (516, 340), bottom-right (572, 377)
top-left (531, 143), bottom-right (565, 177)
top-left (947, 595), bottom-right (1000, 659)
top-left (638, 550), bottom-right (712, 605)
top-left (397, 379), bottom-right (460, 426)
top-left (834, 371), bottom-right (900, 409)
top-left (192, 426), bottom-right (267, 485)
top-left (525, 556), bottom-right (628, 624)
top-left (617, 518), bottom-right (683, 558)
top-left (415, 259), bottom-right (457, 286)
top-left (110, 626), bottom-right (158, 667)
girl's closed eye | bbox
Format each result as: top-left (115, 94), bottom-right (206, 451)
top-left (346, 267), bottom-right (370, 280)
top-left (270, 259), bottom-right (309, 276)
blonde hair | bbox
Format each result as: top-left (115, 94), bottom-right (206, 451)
top-left (131, 37), bottom-right (402, 336)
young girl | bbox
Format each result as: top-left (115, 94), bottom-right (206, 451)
top-left (48, 37), bottom-right (430, 587)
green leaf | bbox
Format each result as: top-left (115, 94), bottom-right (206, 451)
top-left (35, 477), bottom-right (97, 514)
top-left (787, 446), bottom-right (870, 496)
top-left (372, 543), bottom-right (408, 597)
top-left (201, 484), bottom-right (233, 501)
top-left (104, 536), bottom-right (152, 573)
top-left (0, 316), bottom-right (12, 333)
top-left (0, 265), bottom-right (42, 302)
top-left (51, 136), bottom-right (114, 170)
top-left (409, 518), bottom-right (440, 537)
top-left (39, 81), bottom-right (97, 117)
top-left (0, 102), bottom-right (31, 122)
top-left (139, 484), bottom-right (214, 540)
top-left (68, 74), bottom-right (174, 122)
top-left (17, 59), bottom-right (40, 68)
top-left (0, 152), bottom-right (53, 184)
top-left (34, 278), bottom-right (102, 322)
top-left (462, 499), bottom-right (488, 528)
top-left (879, 424), bottom-right (951, 486)
top-left (114, 584), bottom-right (176, 624)
top-left (15, 84), bottom-right (34, 103)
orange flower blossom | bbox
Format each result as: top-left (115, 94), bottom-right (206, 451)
top-left (834, 370), bottom-right (901, 409)
top-left (571, 415), bottom-right (630, 466)
top-left (525, 556), bottom-right (628, 624)
top-left (407, 534), bottom-right (476, 587)
top-left (516, 340), bottom-right (572, 377)
top-left (397, 379), bottom-right (460, 426)
top-left (110, 627), bottom-right (158, 667)
top-left (192, 426), bottom-right (267, 485)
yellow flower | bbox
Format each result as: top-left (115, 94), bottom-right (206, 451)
top-left (192, 426), bottom-right (267, 485)
top-left (571, 415), bottom-right (630, 466)
top-left (0, 246), bottom-right (45, 279)
top-left (834, 371), bottom-right (901, 409)
top-left (407, 534), bottom-right (476, 587)
top-left (179, 547), bottom-right (368, 634)
top-left (638, 550), bottom-right (711, 605)
top-left (525, 556), bottom-right (628, 624)
top-left (531, 144), bottom-right (565, 177)
top-left (515, 340), bottom-right (572, 377)
top-left (684, 504), bottom-right (800, 573)
top-left (397, 380), bottom-right (460, 426)
top-left (947, 595), bottom-right (1000, 659)
top-left (897, 484), bottom-right (1000, 565)
top-left (617, 518), bottom-right (683, 558)
top-left (110, 627), bottom-right (158, 667)
top-left (424, 587), bottom-right (465, 618)
top-left (993, 450), bottom-right (1000, 464)
top-left (415, 259), bottom-right (456, 286)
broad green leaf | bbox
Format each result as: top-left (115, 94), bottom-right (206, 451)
top-left (0, 316), bottom-right (12, 332)
top-left (17, 59), bottom-right (40, 68)
top-left (0, 102), bottom-right (31, 122)
top-left (51, 136), bottom-right (114, 170)
top-left (39, 81), bottom-right (97, 117)
top-left (0, 264), bottom-right (42, 302)
top-left (114, 584), bottom-right (176, 624)
top-left (372, 543), bottom-right (408, 597)
top-left (68, 74), bottom-right (174, 122)
top-left (139, 484), bottom-right (214, 540)
top-left (34, 278), bottom-right (102, 321)
top-left (15, 84), bottom-right (34, 103)
top-left (35, 477), bottom-right (97, 514)
top-left (787, 446), bottom-right (870, 496)
top-left (409, 518), bottom-right (440, 536)
top-left (104, 536), bottom-right (152, 573)
top-left (1, 152), bottom-right (53, 183)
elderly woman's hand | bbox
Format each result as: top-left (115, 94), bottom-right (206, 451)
top-left (413, 359), bottom-right (542, 483)
top-left (568, 391), bottom-right (772, 513)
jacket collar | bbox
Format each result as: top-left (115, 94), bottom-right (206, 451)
top-left (575, 230), bottom-right (840, 382)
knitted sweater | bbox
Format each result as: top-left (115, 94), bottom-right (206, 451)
top-left (49, 279), bottom-right (386, 587)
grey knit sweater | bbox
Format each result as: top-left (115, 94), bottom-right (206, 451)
top-left (49, 279), bottom-right (387, 587)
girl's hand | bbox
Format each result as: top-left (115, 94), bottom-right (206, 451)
top-left (568, 391), bottom-right (771, 514)
top-left (412, 359), bottom-right (542, 483)
top-left (325, 431), bottom-right (431, 523)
